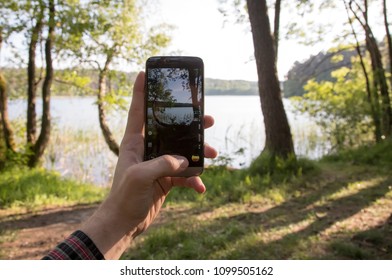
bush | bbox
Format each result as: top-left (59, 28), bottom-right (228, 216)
top-left (291, 59), bottom-right (374, 151)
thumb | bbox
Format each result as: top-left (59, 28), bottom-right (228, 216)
top-left (136, 155), bottom-right (189, 182)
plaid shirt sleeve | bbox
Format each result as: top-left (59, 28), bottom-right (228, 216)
top-left (42, 230), bottom-right (105, 260)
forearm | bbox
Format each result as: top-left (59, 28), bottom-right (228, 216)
top-left (43, 199), bottom-right (139, 260)
top-left (79, 197), bottom-right (138, 260)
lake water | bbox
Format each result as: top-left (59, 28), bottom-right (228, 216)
top-left (9, 96), bottom-right (328, 186)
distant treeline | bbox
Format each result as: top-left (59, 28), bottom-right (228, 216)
top-left (283, 39), bottom-right (390, 98)
top-left (205, 78), bottom-right (258, 95)
top-left (2, 68), bottom-right (259, 98)
top-left (283, 49), bottom-right (357, 97)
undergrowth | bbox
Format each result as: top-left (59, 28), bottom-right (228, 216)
top-left (321, 140), bottom-right (392, 168)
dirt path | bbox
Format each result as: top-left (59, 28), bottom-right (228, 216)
top-left (0, 204), bottom-right (98, 260)
top-left (0, 203), bottom-right (176, 260)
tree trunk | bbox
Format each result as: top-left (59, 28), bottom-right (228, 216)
top-left (246, 0), bottom-right (295, 158)
top-left (28, 0), bottom-right (55, 167)
top-left (26, 9), bottom-right (44, 146)
top-left (0, 74), bottom-right (7, 167)
top-left (363, 6), bottom-right (392, 138)
top-left (352, 0), bottom-right (392, 138)
top-left (0, 73), bottom-right (16, 152)
top-left (343, 0), bottom-right (382, 142)
top-left (97, 58), bottom-right (120, 156)
top-left (367, 36), bottom-right (392, 138)
top-left (273, 0), bottom-right (281, 62)
top-left (0, 30), bottom-right (16, 152)
top-left (383, 0), bottom-right (392, 88)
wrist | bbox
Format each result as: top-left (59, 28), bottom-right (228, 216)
top-left (80, 197), bottom-right (138, 259)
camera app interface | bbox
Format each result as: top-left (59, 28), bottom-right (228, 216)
top-left (146, 67), bottom-right (203, 167)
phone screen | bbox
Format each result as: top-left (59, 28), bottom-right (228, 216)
top-left (144, 57), bottom-right (204, 176)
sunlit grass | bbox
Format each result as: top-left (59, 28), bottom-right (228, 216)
top-left (0, 167), bottom-right (108, 211)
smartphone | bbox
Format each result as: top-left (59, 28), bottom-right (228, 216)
top-left (144, 56), bottom-right (204, 177)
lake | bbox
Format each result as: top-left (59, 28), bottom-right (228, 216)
top-left (9, 95), bottom-right (327, 186)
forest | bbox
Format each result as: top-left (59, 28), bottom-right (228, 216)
top-left (0, 0), bottom-right (392, 265)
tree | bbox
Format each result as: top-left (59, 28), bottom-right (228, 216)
top-left (64, 0), bottom-right (170, 156)
top-left (384, 0), bottom-right (392, 81)
top-left (0, 0), bottom-right (64, 167)
top-left (346, 0), bottom-right (392, 139)
top-left (0, 28), bottom-right (16, 155)
top-left (219, 0), bottom-right (295, 158)
top-left (28, 0), bottom-right (54, 167)
top-left (246, 0), bottom-right (294, 158)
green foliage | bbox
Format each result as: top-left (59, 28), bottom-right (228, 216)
top-left (0, 167), bottom-right (107, 209)
top-left (291, 57), bottom-right (374, 151)
top-left (52, 69), bottom-right (93, 96)
top-left (322, 140), bottom-right (392, 168)
top-left (1, 68), bottom-right (26, 99)
top-left (63, 0), bottom-right (171, 69)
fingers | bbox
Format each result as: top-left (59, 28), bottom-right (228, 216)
top-left (124, 71), bottom-right (145, 138)
top-left (204, 142), bottom-right (218, 159)
top-left (203, 116), bottom-right (217, 158)
top-left (204, 115), bottom-right (214, 129)
top-left (172, 176), bottom-right (206, 194)
top-left (132, 155), bottom-right (189, 184)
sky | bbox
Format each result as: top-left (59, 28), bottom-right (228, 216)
top-left (142, 0), bottom-right (388, 82)
top-left (144, 0), bottom-right (323, 81)
top-left (154, 0), bottom-right (257, 81)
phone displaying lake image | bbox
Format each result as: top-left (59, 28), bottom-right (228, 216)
top-left (145, 65), bottom-right (204, 167)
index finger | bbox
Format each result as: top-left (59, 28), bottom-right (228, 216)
top-left (124, 71), bottom-right (145, 137)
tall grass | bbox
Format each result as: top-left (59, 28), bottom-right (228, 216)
top-left (44, 125), bottom-right (120, 187)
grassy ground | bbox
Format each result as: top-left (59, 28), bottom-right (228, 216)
top-left (1, 142), bottom-right (391, 259)
top-left (0, 167), bottom-right (107, 212)
top-left (122, 142), bottom-right (392, 259)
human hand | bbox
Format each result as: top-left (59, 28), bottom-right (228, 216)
top-left (81, 71), bottom-right (217, 259)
